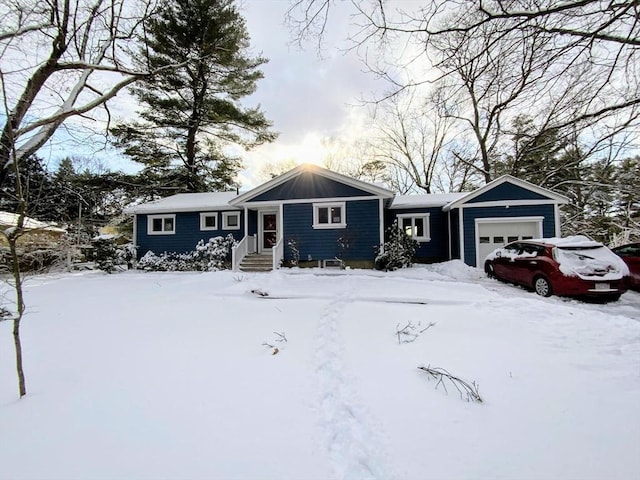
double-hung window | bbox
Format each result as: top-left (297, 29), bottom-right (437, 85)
top-left (313, 202), bottom-right (346, 229)
top-left (148, 214), bottom-right (176, 235)
top-left (200, 212), bottom-right (218, 231)
top-left (222, 212), bottom-right (241, 230)
top-left (397, 214), bottom-right (430, 241)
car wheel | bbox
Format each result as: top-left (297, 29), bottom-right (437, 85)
top-left (533, 276), bottom-right (552, 297)
top-left (485, 261), bottom-right (496, 278)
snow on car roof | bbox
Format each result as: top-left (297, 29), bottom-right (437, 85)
top-left (124, 192), bottom-right (240, 214)
top-left (527, 235), bottom-right (603, 248)
top-left (390, 193), bottom-right (467, 209)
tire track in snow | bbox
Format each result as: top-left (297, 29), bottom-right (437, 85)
top-left (314, 278), bottom-right (390, 480)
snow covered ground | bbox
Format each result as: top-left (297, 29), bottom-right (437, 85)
top-left (1, 261), bottom-right (639, 480)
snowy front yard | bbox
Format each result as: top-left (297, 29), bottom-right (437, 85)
top-left (1, 262), bottom-right (639, 480)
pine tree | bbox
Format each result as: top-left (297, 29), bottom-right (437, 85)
top-left (111, 0), bottom-right (276, 194)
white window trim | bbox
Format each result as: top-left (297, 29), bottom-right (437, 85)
top-left (396, 213), bottom-right (431, 242)
top-left (199, 212), bottom-right (218, 231)
top-left (313, 202), bottom-right (346, 229)
top-left (222, 211), bottom-right (241, 230)
top-left (147, 214), bottom-right (176, 235)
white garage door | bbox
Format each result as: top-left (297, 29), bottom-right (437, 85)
top-left (476, 219), bottom-right (542, 266)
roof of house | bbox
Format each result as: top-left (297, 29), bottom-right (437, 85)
top-left (230, 164), bottom-right (395, 205)
top-left (124, 192), bottom-right (240, 214)
top-left (443, 175), bottom-right (569, 211)
top-left (0, 211), bottom-right (66, 233)
top-left (389, 193), bottom-right (467, 209)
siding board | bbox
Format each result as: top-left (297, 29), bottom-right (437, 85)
top-left (136, 211), bottom-right (244, 258)
top-left (468, 183), bottom-right (550, 203)
top-left (283, 199), bottom-right (380, 262)
top-left (252, 172), bottom-right (374, 202)
top-left (462, 204), bottom-right (555, 266)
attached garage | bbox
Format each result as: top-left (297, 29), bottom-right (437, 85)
top-left (443, 176), bottom-right (569, 267)
top-left (475, 217), bottom-right (543, 267)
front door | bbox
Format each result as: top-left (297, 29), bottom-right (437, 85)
top-left (259, 211), bottom-right (278, 253)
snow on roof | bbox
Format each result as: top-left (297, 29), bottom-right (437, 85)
top-left (0, 211), bottom-right (66, 233)
top-left (529, 235), bottom-right (604, 248)
top-left (125, 192), bottom-right (239, 214)
top-left (390, 193), bottom-right (467, 209)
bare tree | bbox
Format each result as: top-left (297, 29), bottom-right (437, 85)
top-left (0, 0), bottom-right (170, 398)
top-left (287, 0), bottom-right (639, 183)
top-left (368, 86), bottom-right (461, 193)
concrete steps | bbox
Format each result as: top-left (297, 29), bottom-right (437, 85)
top-left (239, 253), bottom-right (273, 272)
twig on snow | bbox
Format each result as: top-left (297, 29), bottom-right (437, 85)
top-left (396, 321), bottom-right (436, 344)
top-left (418, 365), bottom-right (483, 403)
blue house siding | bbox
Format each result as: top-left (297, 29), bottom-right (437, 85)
top-left (283, 199), bottom-right (380, 262)
top-left (136, 211), bottom-right (244, 258)
top-left (385, 207), bottom-right (449, 261)
top-left (251, 172), bottom-right (374, 202)
top-left (450, 210), bottom-right (460, 259)
top-left (467, 183), bottom-right (550, 203)
top-left (461, 204), bottom-right (556, 266)
top-left (248, 209), bottom-right (258, 236)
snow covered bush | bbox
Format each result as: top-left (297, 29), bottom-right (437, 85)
top-left (287, 238), bottom-right (300, 266)
top-left (194, 235), bottom-right (236, 270)
top-left (137, 235), bottom-right (236, 272)
top-left (92, 236), bottom-right (136, 273)
top-left (375, 220), bottom-right (419, 271)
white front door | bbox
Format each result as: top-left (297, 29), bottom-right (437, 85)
top-left (259, 211), bottom-right (278, 253)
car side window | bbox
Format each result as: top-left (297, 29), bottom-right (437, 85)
top-left (504, 243), bottom-right (520, 254)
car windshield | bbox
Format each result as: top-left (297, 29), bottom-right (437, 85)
top-left (555, 245), bottom-right (629, 278)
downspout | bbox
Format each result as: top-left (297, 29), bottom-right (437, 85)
top-left (458, 208), bottom-right (465, 264)
top-left (379, 198), bottom-right (385, 248)
top-left (132, 214), bottom-right (138, 261)
top-left (279, 203), bottom-right (284, 243)
top-left (447, 210), bottom-right (451, 260)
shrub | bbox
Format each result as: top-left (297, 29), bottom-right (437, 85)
top-left (92, 236), bottom-right (136, 273)
top-left (375, 220), bottom-right (419, 271)
top-left (137, 234), bottom-right (236, 272)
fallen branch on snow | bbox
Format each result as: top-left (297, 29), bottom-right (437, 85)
top-left (418, 365), bottom-right (483, 403)
top-left (262, 331), bottom-right (287, 355)
top-left (396, 321), bottom-right (435, 344)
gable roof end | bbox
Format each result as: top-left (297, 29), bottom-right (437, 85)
top-left (442, 175), bottom-right (569, 211)
top-left (229, 164), bottom-right (394, 205)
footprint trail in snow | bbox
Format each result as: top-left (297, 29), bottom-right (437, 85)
top-left (314, 278), bottom-right (391, 480)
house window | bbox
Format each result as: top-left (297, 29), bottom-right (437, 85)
top-left (222, 212), bottom-right (240, 230)
top-left (200, 212), bottom-right (218, 231)
top-left (147, 214), bottom-right (175, 235)
top-left (313, 202), bottom-right (346, 229)
top-left (397, 214), bottom-right (430, 241)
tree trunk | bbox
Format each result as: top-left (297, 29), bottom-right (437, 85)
top-left (9, 235), bottom-right (26, 397)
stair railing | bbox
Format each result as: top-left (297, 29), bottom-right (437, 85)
top-left (272, 236), bottom-right (284, 270)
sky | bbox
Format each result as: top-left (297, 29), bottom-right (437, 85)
top-left (32, 0), bottom-right (387, 189)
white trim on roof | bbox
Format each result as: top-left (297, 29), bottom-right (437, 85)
top-left (229, 164), bottom-right (394, 206)
top-left (442, 175), bottom-right (569, 212)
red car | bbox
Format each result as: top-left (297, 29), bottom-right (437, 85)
top-left (484, 236), bottom-right (629, 301)
top-left (611, 243), bottom-right (640, 291)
